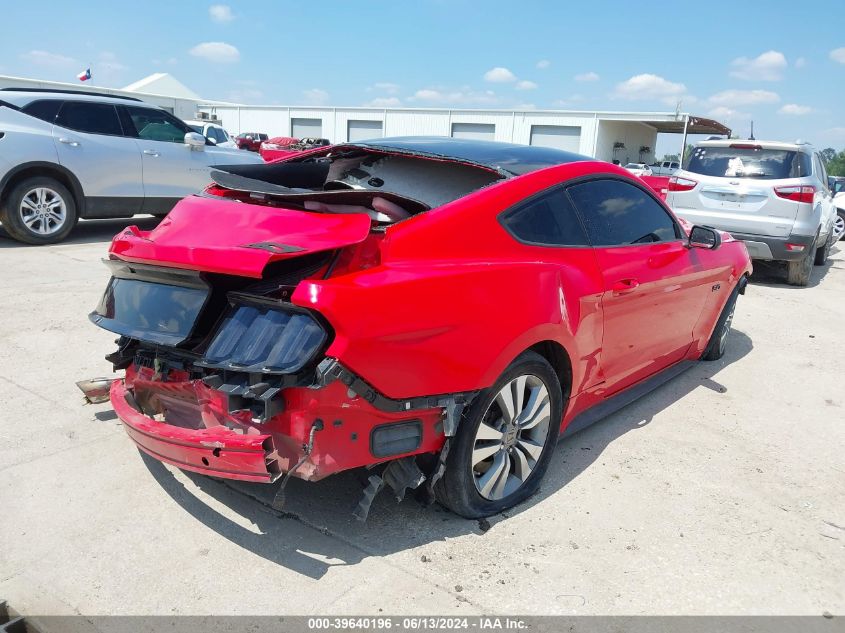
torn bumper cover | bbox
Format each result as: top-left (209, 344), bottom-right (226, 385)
top-left (109, 363), bottom-right (459, 485)
top-left (111, 377), bottom-right (277, 482)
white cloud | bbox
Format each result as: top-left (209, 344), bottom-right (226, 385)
top-left (708, 89), bottom-right (780, 106)
top-left (302, 88), bottom-right (329, 105)
top-left (189, 42), bottom-right (240, 63)
top-left (613, 73), bottom-right (687, 105)
top-left (98, 51), bottom-right (127, 72)
top-left (830, 47), bottom-right (845, 64)
top-left (708, 106), bottom-right (749, 121)
top-left (729, 50), bottom-right (787, 81)
top-left (365, 97), bottom-right (402, 107)
top-left (371, 82), bottom-right (400, 94)
top-left (410, 87), bottom-right (499, 106)
top-left (20, 50), bottom-right (77, 68)
top-left (795, 57), bottom-right (807, 68)
top-left (209, 4), bottom-right (235, 23)
top-left (536, 59), bottom-right (550, 69)
top-left (515, 80), bottom-right (537, 91)
top-left (483, 67), bottom-right (517, 83)
top-left (779, 103), bottom-right (812, 115)
top-left (575, 71), bottom-right (600, 82)
top-left (514, 103), bottom-right (536, 110)
top-left (229, 88), bottom-right (263, 103)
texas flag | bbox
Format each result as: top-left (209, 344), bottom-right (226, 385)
top-left (77, 68), bottom-right (92, 82)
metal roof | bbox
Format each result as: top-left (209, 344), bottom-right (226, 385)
top-left (336, 136), bottom-right (592, 176)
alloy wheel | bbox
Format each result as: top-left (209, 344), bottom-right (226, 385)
top-left (718, 302), bottom-right (736, 355)
top-left (834, 213), bottom-right (845, 241)
top-left (471, 375), bottom-right (551, 500)
top-left (19, 187), bottom-right (67, 236)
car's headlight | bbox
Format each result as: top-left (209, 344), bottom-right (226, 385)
top-left (198, 299), bottom-right (328, 374)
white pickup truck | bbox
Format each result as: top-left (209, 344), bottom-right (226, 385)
top-left (649, 160), bottom-right (680, 176)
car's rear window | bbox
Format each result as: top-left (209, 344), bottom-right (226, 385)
top-left (686, 146), bottom-right (811, 180)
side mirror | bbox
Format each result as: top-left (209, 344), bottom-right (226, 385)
top-left (184, 132), bottom-right (206, 150)
top-left (688, 225), bottom-right (721, 250)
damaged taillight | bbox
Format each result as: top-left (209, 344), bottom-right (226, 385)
top-left (197, 299), bottom-right (328, 374)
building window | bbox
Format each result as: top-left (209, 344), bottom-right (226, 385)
top-left (451, 123), bottom-right (495, 141)
top-left (347, 120), bottom-right (384, 142)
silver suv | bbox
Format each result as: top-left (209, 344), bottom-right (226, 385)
top-left (0, 89), bottom-right (262, 245)
top-left (667, 140), bottom-right (837, 286)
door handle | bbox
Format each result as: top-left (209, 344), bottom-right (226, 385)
top-left (611, 278), bottom-right (640, 294)
top-left (143, 149), bottom-right (160, 157)
top-left (58, 137), bottom-right (79, 147)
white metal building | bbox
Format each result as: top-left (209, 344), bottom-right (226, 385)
top-left (198, 104), bottom-right (729, 165)
top-left (0, 73), bottom-right (729, 164)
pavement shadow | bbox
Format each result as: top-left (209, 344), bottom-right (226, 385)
top-left (747, 242), bottom-right (841, 289)
top-left (0, 216), bottom-right (160, 248)
top-left (138, 328), bottom-right (753, 579)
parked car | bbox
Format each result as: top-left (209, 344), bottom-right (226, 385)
top-left (624, 162), bottom-right (653, 176)
top-left (184, 119), bottom-right (236, 148)
top-left (260, 137), bottom-right (331, 162)
top-left (235, 132), bottom-right (268, 151)
top-left (0, 88), bottom-right (263, 244)
top-left (639, 175), bottom-right (670, 200)
top-left (667, 140), bottom-right (837, 286)
top-left (258, 136), bottom-right (300, 161)
top-left (88, 137), bottom-right (752, 519)
top-left (649, 160), bottom-right (680, 176)
top-left (831, 176), bottom-right (845, 241)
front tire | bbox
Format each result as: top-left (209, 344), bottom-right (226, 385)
top-left (701, 283), bottom-right (740, 361)
top-left (0, 177), bottom-right (78, 245)
top-left (435, 351), bottom-right (563, 518)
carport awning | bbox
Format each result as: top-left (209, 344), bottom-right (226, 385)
top-left (648, 116), bottom-right (731, 136)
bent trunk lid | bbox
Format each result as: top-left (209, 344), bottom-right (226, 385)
top-left (110, 195), bottom-right (372, 278)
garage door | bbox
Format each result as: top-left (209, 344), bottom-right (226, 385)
top-left (347, 120), bottom-right (384, 142)
top-left (529, 125), bottom-right (581, 152)
top-left (451, 123), bottom-right (495, 141)
top-left (291, 118), bottom-right (323, 139)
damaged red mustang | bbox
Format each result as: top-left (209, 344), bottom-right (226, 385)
top-left (89, 137), bottom-right (752, 519)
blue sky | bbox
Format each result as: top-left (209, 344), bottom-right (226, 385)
top-left (2, 0), bottom-right (843, 156)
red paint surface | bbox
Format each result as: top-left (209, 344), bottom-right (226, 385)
top-left (106, 158), bottom-right (752, 482)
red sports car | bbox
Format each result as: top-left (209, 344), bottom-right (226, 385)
top-left (234, 132), bottom-right (268, 151)
top-left (260, 136), bottom-right (332, 162)
top-left (90, 137), bottom-right (752, 519)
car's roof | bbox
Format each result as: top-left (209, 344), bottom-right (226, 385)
top-left (335, 136), bottom-right (592, 177)
top-left (694, 139), bottom-right (812, 152)
top-left (0, 89), bottom-right (156, 109)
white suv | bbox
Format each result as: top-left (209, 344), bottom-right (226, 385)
top-left (0, 89), bottom-right (262, 244)
top-left (184, 119), bottom-right (236, 149)
top-left (667, 140), bottom-right (837, 286)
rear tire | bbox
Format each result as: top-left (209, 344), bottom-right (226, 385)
top-left (0, 177), bottom-right (78, 245)
top-left (814, 231), bottom-right (832, 266)
top-left (701, 283), bottom-right (740, 361)
top-left (435, 351), bottom-right (563, 518)
top-left (786, 241), bottom-right (816, 286)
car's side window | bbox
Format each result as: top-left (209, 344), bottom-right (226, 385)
top-left (55, 102), bottom-right (123, 136)
top-left (566, 178), bottom-right (681, 247)
top-left (124, 106), bottom-right (190, 143)
top-left (814, 154), bottom-right (829, 192)
top-left (500, 188), bottom-right (589, 247)
top-left (21, 99), bottom-right (63, 123)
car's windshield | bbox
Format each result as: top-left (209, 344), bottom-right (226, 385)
top-left (187, 124), bottom-right (203, 135)
top-left (625, 163), bottom-right (643, 169)
top-left (686, 146), bottom-right (811, 179)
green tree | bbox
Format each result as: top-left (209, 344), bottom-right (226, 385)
top-left (826, 150), bottom-right (845, 177)
top-left (821, 147), bottom-right (837, 163)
